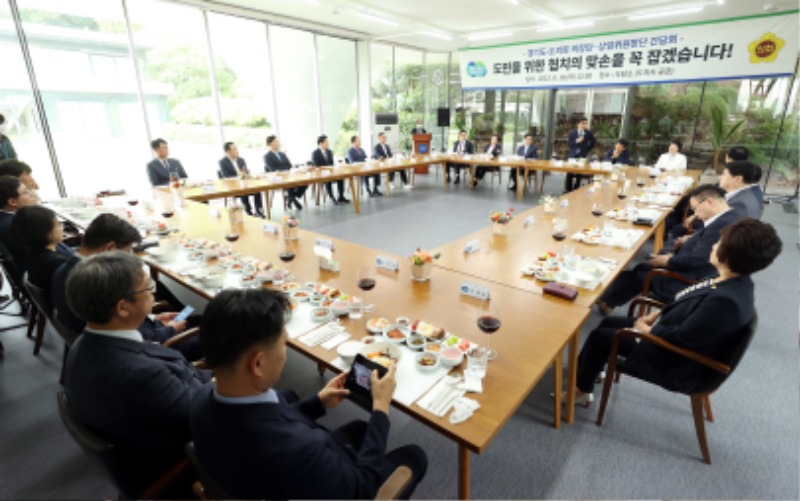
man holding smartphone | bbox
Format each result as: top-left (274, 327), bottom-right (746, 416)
top-left (190, 289), bottom-right (427, 500)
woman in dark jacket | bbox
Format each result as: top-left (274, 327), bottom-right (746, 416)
top-left (11, 205), bottom-right (66, 303)
top-left (572, 218), bottom-right (782, 405)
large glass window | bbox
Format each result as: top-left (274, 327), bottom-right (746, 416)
top-left (589, 87), bottom-right (627, 160)
top-left (394, 48), bottom-right (424, 153)
top-left (765, 76), bottom-right (798, 196)
top-left (424, 52), bottom-right (448, 152)
top-left (0, 0), bottom-right (59, 198)
top-left (448, 54), bottom-right (462, 149)
top-left (16, 0), bottom-right (148, 197)
top-left (513, 90), bottom-right (549, 155)
top-left (553, 89), bottom-right (589, 159)
top-left (370, 43), bottom-right (393, 116)
top-left (127, 0), bottom-right (219, 183)
top-left (269, 25), bottom-right (319, 164)
top-left (207, 13), bottom-right (276, 171)
top-left (316, 35), bottom-right (358, 158)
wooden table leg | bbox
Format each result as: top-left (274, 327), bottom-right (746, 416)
top-left (444, 165), bottom-right (449, 191)
top-left (516, 169), bottom-right (523, 201)
top-left (348, 177), bottom-right (360, 214)
top-left (265, 191), bottom-right (272, 220)
top-left (553, 353), bottom-right (562, 429)
top-left (386, 173), bottom-right (392, 197)
top-left (653, 220), bottom-right (665, 254)
top-left (470, 165), bottom-right (476, 190)
top-left (566, 331), bottom-right (579, 424)
top-left (458, 445), bottom-right (470, 500)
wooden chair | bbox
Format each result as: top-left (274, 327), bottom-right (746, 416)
top-left (57, 391), bottom-right (192, 499)
top-left (22, 274), bottom-right (51, 355)
top-left (635, 268), bottom-right (698, 317)
top-left (595, 309), bottom-right (759, 464)
top-left (0, 241), bottom-right (34, 324)
top-left (50, 310), bottom-right (80, 385)
top-left (186, 442), bottom-right (413, 500)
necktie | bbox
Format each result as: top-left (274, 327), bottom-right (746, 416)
top-left (163, 159), bottom-right (170, 171)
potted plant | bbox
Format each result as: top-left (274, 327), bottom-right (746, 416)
top-left (409, 248), bottom-right (440, 282)
top-left (710, 105), bottom-right (745, 173)
top-left (490, 208), bottom-right (514, 236)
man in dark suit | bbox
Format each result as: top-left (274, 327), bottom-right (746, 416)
top-left (510, 133), bottom-right (538, 191)
top-left (720, 161), bottom-right (763, 219)
top-left (374, 132), bottom-right (408, 188)
top-left (312, 135), bottom-right (349, 204)
top-left (473, 134), bottom-right (502, 187)
top-left (218, 142), bottom-right (264, 218)
top-left (146, 138), bottom-right (188, 187)
top-left (264, 135), bottom-right (306, 210)
top-left (565, 118), bottom-right (596, 192)
top-left (446, 130), bottom-right (474, 184)
top-left (52, 214), bottom-right (201, 360)
top-left (598, 185), bottom-right (739, 313)
top-left (63, 252), bottom-right (210, 497)
top-left (605, 138), bottom-right (631, 165)
top-left (190, 289), bottom-right (427, 500)
top-left (410, 120), bottom-right (427, 135)
top-left (0, 175), bottom-right (38, 274)
top-left (0, 159), bottom-right (40, 193)
top-left (348, 135), bottom-right (382, 197)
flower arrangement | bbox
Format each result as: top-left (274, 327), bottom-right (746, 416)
top-left (409, 248), bottom-right (441, 266)
top-left (539, 195), bottom-right (558, 214)
top-left (283, 215), bottom-right (299, 228)
top-left (490, 207), bottom-right (514, 224)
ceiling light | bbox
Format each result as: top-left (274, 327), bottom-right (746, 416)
top-left (509, 0), bottom-right (520, 5)
top-left (539, 13), bottom-right (562, 25)
top-left (537, 21), bottom-right (594, 33)
top-left (423, 31), bottom-right (453, 41)
top-left (628, 6), bottom-right (703, 21)
top-left (358, 11), bottom-right (399, 26)
top-left (467, 31), bottom-right (513, 41)
top-left (717, 0), bottom-right (724, 4)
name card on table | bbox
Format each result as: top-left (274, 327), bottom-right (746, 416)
top-left (376, 256), bottom-right (399, 272)
top-left (460, 282), bottom-right (490, 301)
top-left (208, 207), bottom-right (221, 218)
top-left (523, 215), bottom-right (536, 228)
top-left (314, 245), bottom-right (339, 272)
top-left (463, 239), bottom-right (481, 254)
top-left (262, 223), bottom-right (279, 235)
top-left (202, 185), bottom-right (216, 193)
top-left (316, 238), bottom-right (335, 251)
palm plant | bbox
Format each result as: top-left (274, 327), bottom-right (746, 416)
top-left (710, 105), bottom-right (745, 173)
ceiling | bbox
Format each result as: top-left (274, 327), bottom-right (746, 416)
top-left (191, 0), bottom-right (797, 51)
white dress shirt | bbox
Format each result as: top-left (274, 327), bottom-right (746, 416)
top-left (86, 328), bottom-right (143, 343)
top-left (213, 387), bottom-right (279, 405)
top-left (655, 152), bottom-right (687, 171)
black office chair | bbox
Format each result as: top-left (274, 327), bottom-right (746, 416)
top-left (22, 274), bottom-right (56, 356)
top-left (57, 391), bottom-right (191, 499)
top-left (596, 303), bottom-right (759, 464)
top-left (50, 310), bottom-right (80, 384)
top-left (0, 240), bottom-right (33, 319)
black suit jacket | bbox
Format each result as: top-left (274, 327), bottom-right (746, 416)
top-left (190, 385), bottom-right (393, 499)
top-left (25, 249), bottom-right (67, 306)
top-left (625, 275), bottom-right (754, 393)
top-left (411, 127), bottom-right (427, 134)
top-left (516, 144), bottom-right (538, 159)
top-left (567, 129), bottom-right (596, 158)
top-left (347, 147), bottom-right (368, 163)
top-left (65, 331), bottom-right (210, 494)
top-left (452, 140), bottom-right (474, 154)
top-left (373, 143), bottom-right (393, 160)
top-left (147, 158), bottom-right (188, 187)
top-left (666, 210), bottom-right (738, 280)
top-left (727, 186), bottom-right (763, 220)
top-left (484, 144), bottom-right (502, 158)
top-left (52, 254), bottom-right (177, 342)
top-left (312, 148), bottom-right (334, 167)
top-left (605, 148), bottom-right (630, 165)
top-left (218, 156), bottom-right (247, 178)
top-left (0, 211), bottom-right (26, 274)
top-left (264, 150), bottom-right (292, 172)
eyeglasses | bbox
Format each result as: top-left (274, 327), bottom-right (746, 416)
top-left (126, 278), bottom-right (156, 298)
top-left (690, 197), bottom-right (709, 211)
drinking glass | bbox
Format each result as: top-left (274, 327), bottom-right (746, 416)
top-left (349, 299), bottom-right (364, 320)
top-left (476, 302), bottom-right (500, 360)
top-left (636, 176), bottom-right (646, 188)
top-left (357, 267), bottom-right (376, 292)
top-left (591, 203), bottom-right (604, 217)
top-left (467, 347), bottom-right (488, 377)
top-left (551, 218), bottom-right (568, 242)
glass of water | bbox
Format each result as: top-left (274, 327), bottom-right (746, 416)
top-left (348, 299), bottom-right (363, 320)
top-left (467, 347), bottom-right (488, 377)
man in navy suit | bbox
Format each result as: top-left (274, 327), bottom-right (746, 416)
top-left (565, 118), bottom-right (596, 192)
top-left (63, 252), bottom-right (210, 497)
top-left (605, 138), bottom-right (631, 165)
top-left (410, 120), bottom-right (427, 135)
top-left (219, 142), bottom-right (264, 218)
top-left (264, 135), bottom-right (306, 210)
top-left (446, 130), bottom-right (474, 184)
top-left (146, 138), bottom-right (188, 187)
top-left (598, 185), bottom-right (739, 313)
top-left (190, 289), bottom-right (427, 499)
top-left (312, 135), bottom-right (349, 204)
top-left (348, 135), bottom-right (382, 197)
top-left (374, 132), bottom-right (409, 188)
top-left (52, 214), bottom-right (202, 360)
top-left (0, 175), bottom-right (38, 274)
top-left (510, 133), bottom-right (538, 191)
top-left (720, 161), bottom-right (763, 219)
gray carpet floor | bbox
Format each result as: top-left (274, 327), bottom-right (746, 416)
top-left (0, 170), bottom-right (797, 499)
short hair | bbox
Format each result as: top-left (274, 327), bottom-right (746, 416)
top-left (66, 252), bottom-right (146, 324)
top-left (670, 139), bottom-right (683, 151)
top-left (576, 117), bottom-right (588, 124)
top-left (716, 219), bottom-right (782, 275)
top-left (266, 135), bottom-right (277, 146)
top-left (82, 214), bottom-right (142, 250)
top-left (689, 184), bottom-right (727, 202)
top-left (524, 133), bottom-right (534, 140)
top-left (200, 289), bottom-right (291, 369)
top-left (150, 138), bottom-right (167, 151)
top-left (223, 141), bottom-right (234, 152)
top-left (459, 130), bottom-right (467, 135)
top-left (727, 146), bottom-right (749, 161)
top-left (350, 135), bottom-right (358, 144)
top-left (11, 205), bottom-right (56, 250)
top-left (0, 175), bottom-right (21, 207)
top-left (725, 161), bottom-right (759, 184)
top-left (617, 138), bottom-right (629, 148)
top-left (751, 164), bottom-right (763, 183)
top-left (317, 135), bottom-right (328, 145)
top-left (0, 160), bottom-right (32, 177)
top-left (377, 132), bottom-right (385, 138)
top-left (0, 114), bottom-right (5, 125)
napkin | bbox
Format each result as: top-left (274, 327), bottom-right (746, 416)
top-left (460, 373), bottom-right (483, 394)
top-left (449, 397), bottom-right (481, 424)
top-left (416, 376), bottom-right (465, 417)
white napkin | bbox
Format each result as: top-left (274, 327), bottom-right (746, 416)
top-left (416, 376), bottom-right (465, 417)
top-left (460, 373), bottom-right (484, 394)
top-left (449, 397), bottom-right (481, 424)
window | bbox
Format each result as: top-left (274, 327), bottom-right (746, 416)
top-left (316, 35), bottom-right (358, 158)
top-left (424, 52), bottom-right (448, 152)
top-left (370, 43), bottom-right (393, 115)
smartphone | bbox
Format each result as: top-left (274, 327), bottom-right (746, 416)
top-left (344, 354), bottom-right (388, 411)
top-left (173, 305), bottom-right (195, 322)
